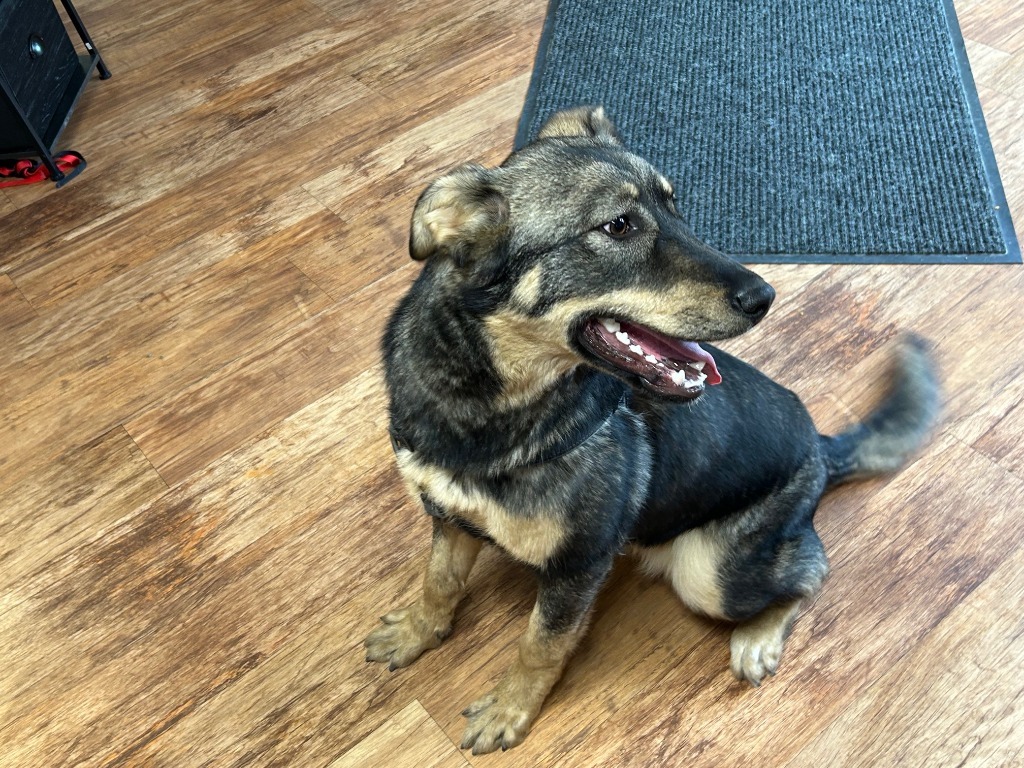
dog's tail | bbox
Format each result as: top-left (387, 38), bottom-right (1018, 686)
top-left (822, 334), bottom-right (940, 488)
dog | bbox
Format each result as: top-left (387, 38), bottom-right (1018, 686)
top-left (364, 106), bottom-right (939, 755)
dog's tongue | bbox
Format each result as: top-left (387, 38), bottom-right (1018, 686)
top-left (664, 340), bottom-right (722, 385)
top-left (620, 321), bottom-right (722, 385)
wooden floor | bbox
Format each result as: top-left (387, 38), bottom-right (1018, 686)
top-left (1, 0), bottom-right (1022, 765)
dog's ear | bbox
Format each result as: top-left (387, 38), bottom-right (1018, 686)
top-left (410, 164), bottom-right (508, 265)
top-left (537, 106), bottom-right (621, 144)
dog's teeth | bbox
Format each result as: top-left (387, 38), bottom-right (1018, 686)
top-left (691, 361), bottom-right (705, 372)
top-left (644, 354), bottom-right (658, 363)
top-left (698, 372), bottom-right (707, 383)
top-left (615, 331), bottom-right (630, 345)
top-left (670, 370), bottom-right (687, 385)
top-left (601, 318), bottom-right (621, 333)
top-left (629, 344), bottom-right (643, 354)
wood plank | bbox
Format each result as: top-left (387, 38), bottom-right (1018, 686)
top-left (125, 263), bottom-right (415, 486)
top-left (0, 273), bottom-right (36, 332)
top-left (3, 59), bottom-right (376, 305)
top-left (336, 0), bottom-right (543, 98)
top-left (10, 178), bottom-right (330, 312)
top-left (979, 86), bottom-right (1024, 216)
top-left (0, 368), bottom-right (398, 765)
top-left (303, 75), bottom-right (534, 211)
top-left (310, 0), bottom-right (540, 50)
top-left (0, 427), bottom-right (166, 600)
top-left (0, 185), bottom-right (326, 397)
top-left (392, 29), bottom-right (541, 116)
top-left (277, 207), bottom-right (411, 304)
top-left (0, 247), bottom-right (332, 493)
top-left (109, 497), bottom-right (543, 764)
top-left (0, 191), bottom-right (13, 215)
top-left (965, 38), bottom-right (1021, 98)
top-left (965, 38), bottom-right (1016, 90)
top-left (716, 263), bottom-right (952, 401)
top-left (82, 0), bottom-right (355, 130)
top-left (99, 524), bottom-right (434, 766)
top-left (330, 701), bottom-right (469, 768)
top-left (786, 532), bottom-right (1024, 768)
top-left (972, 400), bottom-right (1024, 479)
top-left (959, 0), bottom-right (1024, 53)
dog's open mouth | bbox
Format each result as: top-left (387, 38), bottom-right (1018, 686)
top-left (577, 317), bottom-right (722, 399)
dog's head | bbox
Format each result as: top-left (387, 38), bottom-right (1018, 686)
top-left (408, 106), bottom-right (775, 403)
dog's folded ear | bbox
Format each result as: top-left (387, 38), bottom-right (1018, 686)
top-left (410, 164), bottom-right (508, 265)
top-left (537, 106), bottom-right (621, 144)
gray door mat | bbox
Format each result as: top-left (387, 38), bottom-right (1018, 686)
top-left (516, 0), bottom-right (1020, 264)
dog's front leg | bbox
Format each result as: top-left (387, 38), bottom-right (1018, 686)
top-left (365, 518), bottom-right (482, 670)
top-left (460, 562), bottom-right (611, 754)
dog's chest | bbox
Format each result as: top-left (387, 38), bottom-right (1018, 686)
top-left (394, 450), bottom-right (567, 567)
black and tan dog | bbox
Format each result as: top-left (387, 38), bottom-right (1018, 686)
top-left (364, 107), bottom-right (938, 754)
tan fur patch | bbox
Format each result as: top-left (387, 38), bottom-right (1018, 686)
top-left (484, 309), bottom-right (580, 409)
top-left (541, 283), bottom-right (731, 339)
top-left (536, 105), bottom-right (617, 142)
top-left (396, 452), bottom-right (567, 567)
top-left (509, 264), bottom-right (543, 312)
top-left (636, 526), bottom-right (726, 618)
top-left (421, 523), bottom-right (483, 623)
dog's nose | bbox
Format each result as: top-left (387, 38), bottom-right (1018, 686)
top-left (731, 279), bottom-right (775, 323)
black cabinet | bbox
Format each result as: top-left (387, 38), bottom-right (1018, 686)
top-left (0, 0), bottom-right (108, 185)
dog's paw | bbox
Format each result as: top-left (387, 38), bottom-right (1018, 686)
top-left (363, 604), bottom-right (451, 671)
top-left (459, 686), bottom-right (536, 755)
top-left (730, 600), bottom-right (804, 686)
top-left (729, 620), bottom-right (785, 686)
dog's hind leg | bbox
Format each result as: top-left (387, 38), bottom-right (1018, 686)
top-left (460, 558), bottom-right (612, 754)
top-left (364, 518), bottom-right (482, 670)
top-left (641, 456), bottom-right (831, 686)
top-left (720, 507), bottom-right (830, 687)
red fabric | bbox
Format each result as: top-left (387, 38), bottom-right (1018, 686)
top-left (0, 152), bottom-right (85, 187)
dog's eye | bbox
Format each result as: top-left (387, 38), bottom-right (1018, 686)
top-left (601, 215), bottom-right (634, 239)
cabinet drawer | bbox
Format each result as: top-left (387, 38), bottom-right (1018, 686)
top-left (0, 0), bottom-right (80, 135)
